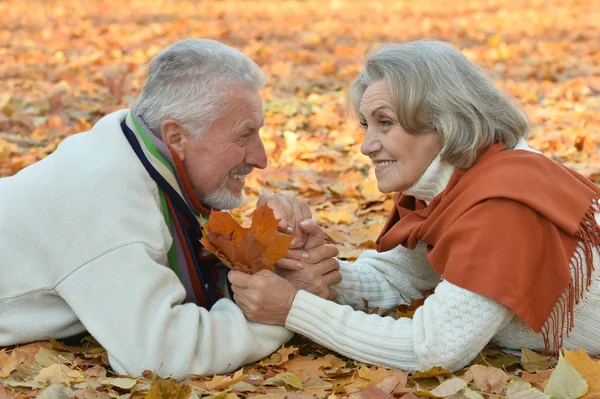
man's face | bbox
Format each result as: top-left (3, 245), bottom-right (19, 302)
top-left (165, 86), bottom-right (267, 210)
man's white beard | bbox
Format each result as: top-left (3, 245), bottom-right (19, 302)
top-left (200, 166), bottom-right (253, 210)
top-left (201, 179), bottom-right (243, 210)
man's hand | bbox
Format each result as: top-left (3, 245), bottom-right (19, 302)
top-left (228, 269), bottom-right (299, 326)
top-left (276, 218), bottom-right (333, 270)
top-left (257, 194), bottom-right (312, 249)
top-left (277, 255), bottom-right (341, 301)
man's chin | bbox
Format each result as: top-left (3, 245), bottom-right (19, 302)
top-left (200, 190), bottom-right (243, 211)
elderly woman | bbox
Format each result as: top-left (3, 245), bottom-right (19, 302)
top-left (229, 40), bottom-right (600, 372)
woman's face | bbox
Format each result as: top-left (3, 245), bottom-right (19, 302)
top-left (359, 80), bottom-right (442, 193)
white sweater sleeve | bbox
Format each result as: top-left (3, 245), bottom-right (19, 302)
top-left (334, 243), bottom-right (440, 313)
top-left (56, 242), bottom-right (293, 378)
top-left (286, 280), bottom-right (514, 372)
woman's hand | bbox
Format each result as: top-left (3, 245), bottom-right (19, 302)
top-left (256, 194), bottom-right (312, 249)
top-left (275, 218), bottom-right (341, 300)
top-left (228, 269), bottom-right (299, 326)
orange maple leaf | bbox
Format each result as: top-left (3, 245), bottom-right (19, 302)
top-left (200, 205), bottom-right (293, 274)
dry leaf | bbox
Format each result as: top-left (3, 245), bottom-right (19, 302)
top-left (0, 350), bottom-right (18, 378)
top-left (521, 348), bottom-right (556, 372)
top-left (429, 377), bottom-right (468, 397)
top-left (99, 377), bottom-right (138, 389)
top-left (563, 348), bottom-right (600, 399)
top-left (200, 205), bottom-right (293, 274)
top-left (39, 383), bottom-right (74, 398)
top-left (506, 378), bottom-right (550, 399)
top-left (359, 384), bottom-right (394, 399)
top-left (470, 364), bottom-right (509, 394)
top-left (259, 347), bottom-right (299, 367)
top-left (34, 364), bottom-right (84, 385)
top-left (263, 373), bottom-right (304, 390)
top-left (412, 367), bottom-right (453, 379)
top-left (145, 377), bottom-right (191, 399)
top-left (205, 369), bottom-right (245, 391)
top-left (544, 352), bottom-right (588, 399)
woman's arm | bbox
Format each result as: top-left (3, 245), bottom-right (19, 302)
top-left (334, 243), bottom-right (441, 313)
top-left (286, 280), bottom-right (514, 371)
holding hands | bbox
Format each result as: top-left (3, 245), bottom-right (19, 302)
top-left (229, 196), bottom-right (342, 325)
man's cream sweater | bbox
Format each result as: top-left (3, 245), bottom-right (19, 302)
top-left (0, 110), bottom-right (293, 378)
top-left (285, 141), bottom-right (600, 372)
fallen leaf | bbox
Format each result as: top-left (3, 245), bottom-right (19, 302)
top-left (359, 384), bottom-right (394, 399)
top-left (412, 367), bottom-right (453, 379)
top-left (506, 378), bottom-right (551, 399)
top-left (259, 346), bottom-right (299, 367)
top-left (544, 352), bottom-right (588, 399)
top-left (205, 369), bottom-right (245, 390)
top-left (99, 377), bottom-right (138, 389)
top-left (520, 369), bottom-right (553, 391)
top-left (521, 348), bottom-right (557, 372)
top-left (470, 364), bottom-right (509, 394)
top-left (0, 350), bottom-right (18, 378)
top-left (145, 377), bottom-right (191, 399)
top-left (35, 347), bottom-right (75, 367)
top-left (563, 348), bottom-right (600, 399)
top-left (230, 381), bottom-right (257, 392)
top-left (39, 383), bottom-right (74, 399)
top-left (34, 364), bottom-right (84, 385)
top-left (429, 377), bottom-right (468, 397)
top-left (263, 372), bottom-right (304, 390)
top-left (459, 387), bottom-right (485, 399)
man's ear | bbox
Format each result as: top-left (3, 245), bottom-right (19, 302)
top-left (161, 120), bottom-right (188, 160)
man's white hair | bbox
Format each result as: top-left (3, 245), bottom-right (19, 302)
top-left (134, 39), bottom-right (265, 139)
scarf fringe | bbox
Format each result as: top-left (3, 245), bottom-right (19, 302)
top-left (542, 197), bottom-right (600, 355)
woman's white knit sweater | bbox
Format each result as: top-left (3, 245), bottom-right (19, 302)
top-left (0, 110), bottom-right (293, 378)
top-left (285, 141), bottom-right (600, 372)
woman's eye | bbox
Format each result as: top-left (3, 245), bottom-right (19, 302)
top-left (380, 119), bottom-right (393, 126)
top-left (359, 120), bottom-right (368, 128)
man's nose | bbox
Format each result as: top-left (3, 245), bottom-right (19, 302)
top-left (245, 134), bottom-right (268, 169)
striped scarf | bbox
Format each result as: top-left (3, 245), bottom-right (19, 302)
top-left (121, 110), bottom-right (223, 308)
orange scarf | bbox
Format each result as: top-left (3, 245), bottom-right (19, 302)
top-left (376, 144), bottom-right (600, 354)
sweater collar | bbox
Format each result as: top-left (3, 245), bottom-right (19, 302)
top-left (403, 154), bottom-right (455, 204)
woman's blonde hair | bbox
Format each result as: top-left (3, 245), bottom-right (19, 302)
top-left (348, 40), bottom-right (529, 168)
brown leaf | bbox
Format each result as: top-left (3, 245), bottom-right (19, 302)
top-left (263, 372), bottom-right (304, 390)
top-left (145, 377), bottom-right (191, 399)
top-left (205, 369), bottom-right (245, 391)
top-left (0, 382), bottom-right (12, 399)
top-left (470, 364), bottom-right (509, 394)
top-left (34, 363), bottom-right (84, 385)
top-left (412, 367), bottom-right (453, 379)
top-left (360, 384), bottom-right (394, 399)
top-left (521, 348), bottom-right (557, 372)
top-left (259, 346), bottom-right (299, 367)
top-left (200, 205), bottom-right (292, 274)
top-left (0, 350), bottom-right (18, 378)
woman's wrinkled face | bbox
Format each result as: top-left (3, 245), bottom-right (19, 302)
top-left (359, 80), bottom-right (442, 193)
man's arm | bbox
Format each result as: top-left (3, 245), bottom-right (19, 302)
top-left (56, 242), bottom-right (293, 378)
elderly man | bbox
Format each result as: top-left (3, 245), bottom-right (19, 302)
top-left (0, 39), bottom-right (340, 377)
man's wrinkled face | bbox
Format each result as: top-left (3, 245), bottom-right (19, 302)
top-left (161, 86), bottom-right (267, 210)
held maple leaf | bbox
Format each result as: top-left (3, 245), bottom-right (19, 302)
top-left (199, 205), bottom-right (294, 274)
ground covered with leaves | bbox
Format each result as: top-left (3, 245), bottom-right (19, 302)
top-left (1, 0), bottom-right (600, 398)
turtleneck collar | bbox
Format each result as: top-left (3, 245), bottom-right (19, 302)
top-left (402, 154), bottom-right (455, 204)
